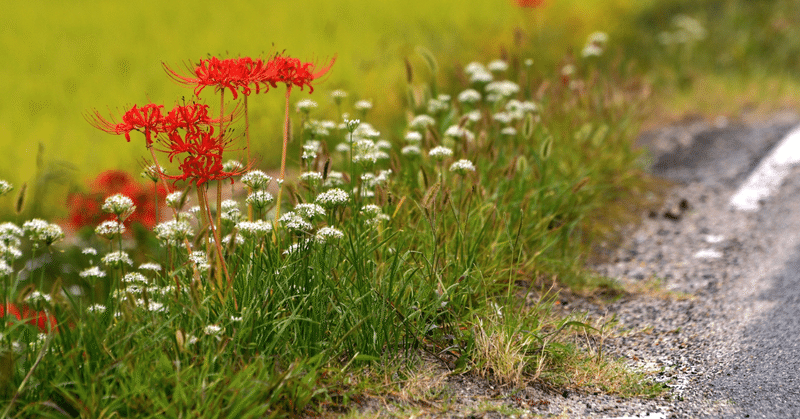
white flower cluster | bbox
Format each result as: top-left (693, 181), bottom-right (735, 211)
top-left (464, 61), bottom-right (493, 84)
top-left (95, 220), bottom-right (125, 239)
top-left (102, 251), bottom-right (133, 268)
top-left (236, 220), bottom-right (273, 240)
top-left (582, 31), bottom-right (609, 58)
top-left (241, 170), bottom-right (272, 190)
top-left (220, 200), bottom-right (241, 223)
top-left (223, 160), bottom-right (243, 173)
top-left (323, 172), bottom-right (345, 188)
top-left (23, 219), bottom-right (64, 246)
top-left (154, 220), bottom-right (194, 245)
top-left (102, 194), bottom-right (136, 219)
top-left (449, 159), bottom-right (476, 175)
top-left (122, 272), bottom-right (148, 285)
top-left (315, 226), bottom-right (344, 243)
top-left (189, 251), bottom-right (210, 271)
top-left (360, 204), bottom-right (390, 226)
top-left (0, 222), bottom-right (23, 247)
top-left (300, 171), bottom-right (324, 184)
top-left (458, 89), bottom-right (482, 104)
top-left (354, 100), bottom-right (373, 111)
top-left (302, 140), bottom-right (321, 161)
top-left (245, 191), bottom-right (274, 210)
top-left (295, 203), bottom-right (326, 219)
top-left (485, 80), bottom-right (520, 98)
top-left (80, 266), bottom-right (106, 279)
top-left (444, 125), bottom-right (475, 142)
top-left (296, 99), bottom-right (318, 113)
top-left (315, 188), bottom-right (350, 209)
top-left (429, 146), bottom-right (454, 161)
top-left (409, 114), bottom-right (436, 130)
top-left (279, 212), bottom-right (313, 233)
top-left (139, 262), bottom-right (162, 272)
top-left (165, 191), bottom-right (186, 209)
top-left (0, 180), bottom-right (13, 196)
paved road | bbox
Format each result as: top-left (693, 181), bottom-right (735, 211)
top-left (645, 112), bottom-right (800, 418)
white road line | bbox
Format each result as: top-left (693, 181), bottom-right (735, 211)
top-left (730, 124), bottom-right (800, 211)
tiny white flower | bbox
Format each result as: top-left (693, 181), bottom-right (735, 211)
top-left (80, 266), bottom-right (106, 279)
top-left (223, 160), bottom-right (243, 173)
top-left (95, 220), bottom-right (125, 239)
top-left (464, 62), bottom-right (487, 75)
top-left (354, 99), bottom-right (373, 111)
top-left (279, 212), bottom-right (313, 232)
top-left (0, 260), bottom-right (14, 276)
top-left (361, 204), bottom-right (390, 226)
top-left (101, 194), bottom-right (135, 220)
top-left (204, 324), bottom-right (222, 335)
top-left (409, 115), bottom-right (436, 130)
top-left (428, 146), bottom-right (454, 161)
top-left (246, 191), bottom-right (274, 210)
top-left (296, 99), bottom-right (318, 113)
top-left (487, 59), bottom-right (508, 72)
top-left (315, 188), bottom-right (350, 209)
top-left (501, 127), bottom-right (518, 136)
top-left (295, 203), bottom-right (326, 219)
top-left (122, 272), bottom-right (148, 285)
top-left (469, 69), bottom-right (493, 84)
top-left (0, 223), bottom-right (22, 247)
top-left (0, 180), bottom-right (13, 197)
top-left (300, 171), bottom-right (324, 184)
top-left (485, 80), bottom-right (520, 97)
top-left (139, 262), bottom-right (162, 272)
top-left (165, 192), bottom-right (186, 209)
top-left (154, 220), bottom-right (194, 245)
top-left (102, 251), bottom-right (133, 268)
top-left (82, 247), bottom-right (98, 256)
top-left (323, 172), bottom-right (345, 187)
top-left (23, 219), bottom-right (64, 246)
top-left (315, 226), bottom-right (344, 243)
top-left (458, 89), bottom-right (482, 104)
top-left (86, 304), bottom-right (106, 314)
top-left (189, 251), bottom-right (210, 271)
top-left (405, 131), bottom-right (423, 143)
top-left (449, 159), bottom-right (477, 175)
top-left (236, 220), bottom-right (273, 239)
top-left (402, 145), bottom-right (422, 156)
top-left (241, 171), bottom-right (272, 191)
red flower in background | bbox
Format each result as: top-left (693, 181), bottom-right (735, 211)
top-left (1, 303), bottom-right (58, 333)
top-left (516, 0), bottom-right (544, 7)
top-left (65, 170), bottom-right (167, 231)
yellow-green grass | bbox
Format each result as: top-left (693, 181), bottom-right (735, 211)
top-left (0, 0), bottom-right (647, 219)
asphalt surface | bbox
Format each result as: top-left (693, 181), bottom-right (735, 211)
top-left (644, 111), bottom-right (800, 418)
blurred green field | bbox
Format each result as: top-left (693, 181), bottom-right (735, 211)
top-left (0, 0), bottom-right (645, 218)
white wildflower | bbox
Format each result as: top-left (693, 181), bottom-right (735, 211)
top-left (458, 89), bottom-right (482, 104)
top-left (354, 100), bottom-right (373, 111)
top-left (402, 145), bottom-right (422, 156)
top-left (246, 190), bottom-right (274, 210)
top-left (102, 251), bottom-right (133, 268)
top-left (101, 194), bottom-right (135, 220)
top-left (80, 266), bottom-right (106, 279)
top-left (405, 131), bottom-right (423, 143)
top-left (315, 226), bottom-right (344, 243)
top-left (236, 220), bottom-right (273, 239)
top-left (241, 170), bottom-right (272, 191)
top-left (188, 251), bottom-right (210, 271)
top-left (23, 219), bottom-right (64, 246)
top-left (154, 220), bottom-right (194, 245)
top-left (0, 260), bottom-right (13, 276)
top-left (86, 304), bottom-right (106, 314)
top-left (449, 159), bottom-right (476, 175)
top-left (428, 146), bottom-right (454, 161)
top-left (139, 263), bottom-right (162, 272)
top-left (296, 99), bottom-right (318, 113)
top-left (279, 212), bottom-right (313, 232)
top-left (95, 220), bottom-right (125, 239)
top-left (361, 204), bottom-right (390, 226)
top-left (464, 62), bottom-right (486, 75)
top-left (487, 59), bottom-right (508, 72)
top-left (469, 69), bottom-right (493, 84)
top-left (409, 115), bottom-right (436, 130)
top-left (0, 223), bottom-right (22, 247)
top-left (0, 180), bottom-right (13, 196)
top-left (204, 324), bottom-right (222, 336)
top-left (122, 272), bottom-right (148, 285)
top-left (315, 188), bottom-right (350, 209)
top-left (295, 203), bottom-right (326, 219)
top-left (323, 172), bottom-right (345, 187)
top-left (485, 80), bottom-right (520, 97)
top-left (300, 171), bottom-right (324, 184)
top-left (165, 192), bottom-right (186, 209)
top-left (427, 98), bottom-right (449, 115)
top-left (501, 127), bottom-right (518, 136)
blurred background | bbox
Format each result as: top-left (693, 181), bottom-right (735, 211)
top-left (1, 0), bottom-right (799, 221)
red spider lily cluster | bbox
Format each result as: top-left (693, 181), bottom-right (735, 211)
top-left (88, 54), bottom-right (335, 188)
top-left (1, 303), bottom-right (58, 333)
top-left (65, 170), bottom-right (167, 230)
top-left (163, 55), bottom-right (334, 99)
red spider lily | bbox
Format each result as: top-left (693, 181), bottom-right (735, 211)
top-left (87, 103), bottom-right (166, 147)
top-left (163, 103), bottom-right (216, 133)
top-left (160, 128), bottom-right (245, 186)
top-left (515, 0), bottom-right (545, 7)
top-left (163, 57), bottom-right (249, 100)
top-left (1, 303), bottom-right (58, 333)
top-left (264, 55), bottom-right (336, 93)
